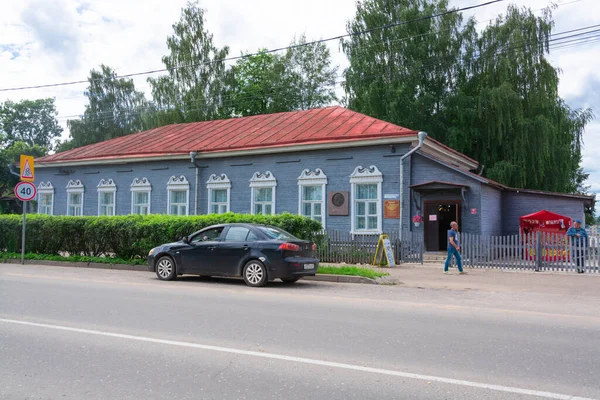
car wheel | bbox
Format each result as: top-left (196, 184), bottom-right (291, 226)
top-left (243, 260), bottom-right (268, 287)
top-left (281, 277), bottom-right (300, 284)
top-left (156, 256), bottom-right (176, 281)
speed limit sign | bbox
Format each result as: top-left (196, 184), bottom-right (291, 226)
top-left (15, 181), bottom-right (37, 201)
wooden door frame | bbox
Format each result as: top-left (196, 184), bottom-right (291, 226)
top-left (423, 200), bottom-right (462, 251)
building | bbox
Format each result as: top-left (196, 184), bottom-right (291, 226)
top-left (33, 106), bottom-right (594, 252)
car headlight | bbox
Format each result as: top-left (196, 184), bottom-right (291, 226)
top-left (149, 248), bottom-right (156, 256)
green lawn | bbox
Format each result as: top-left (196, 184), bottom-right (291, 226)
top-left (318, 265), bottom-right (388, 279)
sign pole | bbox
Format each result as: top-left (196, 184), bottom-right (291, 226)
top-left (21, 201), bottom-right (26, 265)
top-left (12, 155), bottom-right (37, 266)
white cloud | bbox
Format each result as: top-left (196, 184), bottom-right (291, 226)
top-left (0, 0), bottom-right (598, 191)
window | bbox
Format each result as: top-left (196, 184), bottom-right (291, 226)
top-left (66, 180), bottom-right (84, 216)
top-left (130, 177), bottom-right (151, 215)
top-left (298, 169), bottom-right (327, 227)
top-left (192, 227), bottom-right (224, 243)
top-left (250, 171), bottom-right (276, 215)
top-left (97, 179), bottom-right (116, 216)
top-left (206, 174), bottom-right (231, 214)
top-left (258, 226), bottom-right (297, 240)
top-left (224, 227), bottom-right (251, 242)
top-left (254, 188), bottom-right (273, 215)
top-left (350, 165), bottom-right (383, 234)
top-left (37, 182), bottom-right (54, 215)
top-left (167, 175), bottom-right (189, 216)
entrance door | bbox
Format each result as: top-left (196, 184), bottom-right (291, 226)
top-left (424, 201), bottom-right (461, 251)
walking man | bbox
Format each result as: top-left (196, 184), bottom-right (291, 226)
top-left (566, 219), bottom-right (588, 273)
top-left (444, 221), bottom-right (466, 275)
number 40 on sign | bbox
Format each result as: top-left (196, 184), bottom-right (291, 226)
top-left (15, 181), bottom-right (37, 201)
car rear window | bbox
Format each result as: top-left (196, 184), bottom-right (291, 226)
top-left (258, 226), bottom-right (298, 240)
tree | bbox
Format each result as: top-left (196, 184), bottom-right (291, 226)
top-left (230, 51), bottom-right (292, 117)
top-left (58, 65), bottom-right (149, 151)
top-left (0, 98), bottom-right (62, 150)
top-left (230, 35), bottom-right (338, 117)
top-left (342, 0), bottom-right (466, 135)
top-left (284, 34), bottom-right (338, 110)
top-left (148, 1), bottom-right (232, 123)
top-left (343, 0), bottom-right (594, 194)
top-left (0, 142), bottom-right (47, 202)
top-left (444, 6), bottom-right (594, 192)
top-left (0, 98), bottom-right (58, 203)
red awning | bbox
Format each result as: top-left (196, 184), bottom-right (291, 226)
top-left (519, 210), bottom-right (572, 233)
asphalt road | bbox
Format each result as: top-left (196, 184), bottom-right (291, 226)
top-left (1, 264), bottom-right (599, 400)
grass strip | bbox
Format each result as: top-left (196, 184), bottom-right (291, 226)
top-left (318, 265), bottom-right (388, 279)
top-left (0, 252), bottom-right (146, 265)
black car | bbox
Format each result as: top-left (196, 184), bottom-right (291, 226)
top-left (147, 223), bottom-right (319, 287)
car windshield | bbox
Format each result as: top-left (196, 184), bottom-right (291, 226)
top-left (258, 226), bottom-right (298, 240)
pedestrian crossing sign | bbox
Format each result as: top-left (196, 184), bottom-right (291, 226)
top-left (20, 155), bottom-right (35, 182)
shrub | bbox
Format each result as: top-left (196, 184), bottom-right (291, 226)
top-left (0, 213), bottom-right (322, 260)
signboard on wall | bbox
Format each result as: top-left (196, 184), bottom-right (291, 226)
top-left (328, 191), bottom-right (349, 216)
top-left (429, 214), bottom-right (437, 221)
top-left (384, 200), bottom-right (400, 219)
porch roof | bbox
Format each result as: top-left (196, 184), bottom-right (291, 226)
top-left (409, 181), bottom-right (469, 191)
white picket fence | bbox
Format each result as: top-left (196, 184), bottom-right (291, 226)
top-left (461, 232), bottom-right (599, 273)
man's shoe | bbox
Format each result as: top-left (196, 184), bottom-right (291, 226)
top-left (459, 271), bottom-right (467, 275)
top-left (444, 271), bottom-right (449, 274)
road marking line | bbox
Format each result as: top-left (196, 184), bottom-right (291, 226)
top-left (0, 318), bottom-right (594, 400)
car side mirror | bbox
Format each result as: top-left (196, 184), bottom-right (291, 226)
top-left (182, 236), bottom-right (190, 244)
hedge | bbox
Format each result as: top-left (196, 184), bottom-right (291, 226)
top-left (0, 213), bottom-right (322, 260)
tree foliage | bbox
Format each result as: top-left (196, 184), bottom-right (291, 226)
top-left (0, 99), bottom-right (58, 200)
top-left (0, 142), bottom-right (47, 201)
top-left (343, 1), bottom-right (594, 194)
top-left (58, 65), bottom-right (149, 152)
top-left (0, 98), bottom-right (62, 150)
top-left (148, 1), bottom-right (232, 124)
top-left (231, 35), bottom-right (338, 117)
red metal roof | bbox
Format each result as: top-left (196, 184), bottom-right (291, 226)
top-left (37, 106), bottom-right (419, 164)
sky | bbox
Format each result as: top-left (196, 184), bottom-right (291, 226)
top-left (1, 0), bottom-right (599, 194)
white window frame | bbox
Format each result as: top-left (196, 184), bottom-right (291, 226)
top-left (250, 171), bottom-right (277, 215)
top-left (97, 179), bottom-right (117, 216)
top-left (37, 181), bottom-right (54, 215)
top-left (207, 174), bottom-right (231, 214)
top-left (297, 168), bottom-right (327, 228)
top-left (350, 165), bottom-right (383, 235)
top-left (167, 175), bottom-right (190, 216)
top-left (66, 179), bottom-right (85, 216)
top-left (130, 177), bottom-right (152, 215)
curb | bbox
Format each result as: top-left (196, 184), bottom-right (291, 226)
top-left (1, 258), bottom-right (148, 272)
top-left (303, 274), bottom-right (376, 284)
top-left (1, 259), bottom-right (378, 284)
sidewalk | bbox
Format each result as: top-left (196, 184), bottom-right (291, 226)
top-left (372, 262), bottom-right (600, 297)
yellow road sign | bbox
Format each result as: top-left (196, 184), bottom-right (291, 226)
top-left (20, 155), bottom-right (35, 182)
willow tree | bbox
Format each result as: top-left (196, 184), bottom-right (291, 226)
top-left (343, 1), bottom-right (593, 193)
top-left (342, 0), bottom-right (466, 135)
top-left (444, 5), bottom-right (593, 192)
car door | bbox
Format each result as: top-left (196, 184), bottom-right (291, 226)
top-left (213, 226), bottom-right (255, 276)
top-left (179, 227), bottom-right (224, 274)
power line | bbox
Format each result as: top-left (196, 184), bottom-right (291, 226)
top-left (0, 0), bottom-right (506, 93)
top-left (54, 23), bottom-right (600, 123)
top-left (55, 28), bottom-right (600, 126)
